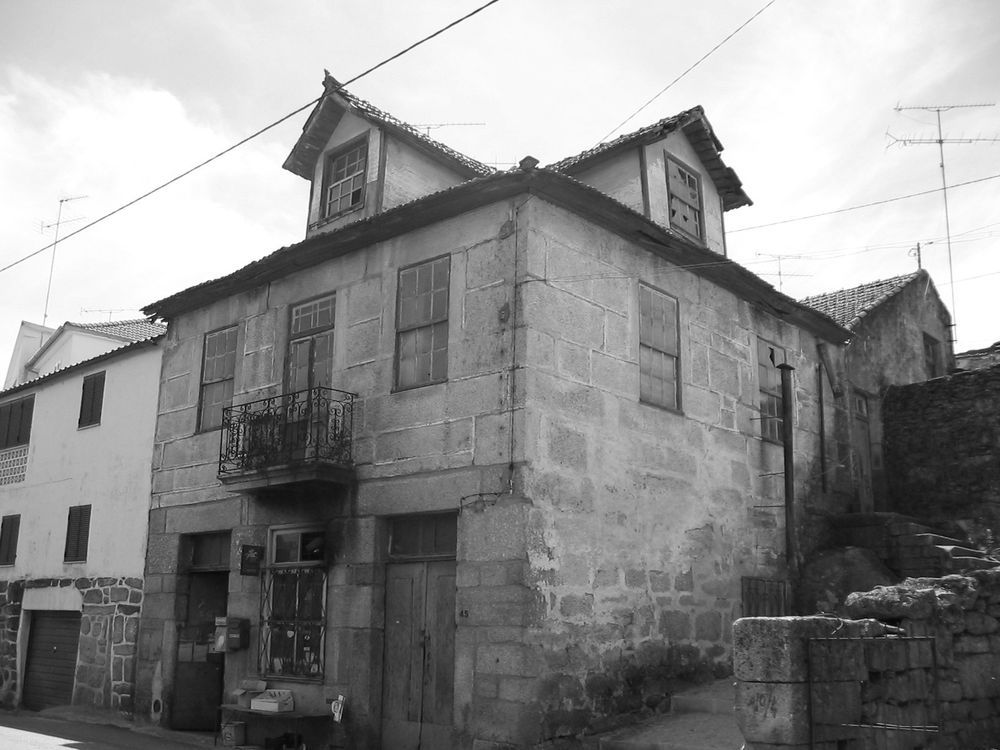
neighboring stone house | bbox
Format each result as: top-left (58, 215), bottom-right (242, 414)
top-left (0, 319), bottom-right (165, 714)
top-left (134, 74), bottom-right (941, 749)
top-left (955, 340), bottom-right (1000, 371)
top-left (801, 271), bottom-right (954, 513)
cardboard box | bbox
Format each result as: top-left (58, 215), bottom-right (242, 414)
top-left (250, 689), bottom-right (294, 713)
top-left (232, 679), bottom-right (268, 709)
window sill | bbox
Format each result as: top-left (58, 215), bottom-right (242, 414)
top-left (260, 673), bottom-right (324, 684)
top-left (77, 422), bottom-right (101, 431)
top-left (639, 398), bottom-right (684, 416)
top-left (391, 378), bottom-right (447, 395)
top-left (310, 204), bottom-right (366, 231)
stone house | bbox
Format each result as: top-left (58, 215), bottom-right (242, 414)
top-left (134, 74), bottom-right (944, 748)
top-left (955, 340), bottom-right (1000, 371)
top-left (0, 319), bottom-right (165, 713)
top-left (800, 270), bottom-right (954, 513)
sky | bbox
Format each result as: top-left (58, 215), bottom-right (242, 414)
top-left (1, 0), bottom-right (998, 377)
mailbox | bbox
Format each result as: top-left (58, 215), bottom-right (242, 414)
top-left (211, 617), bottom-right (249, 652)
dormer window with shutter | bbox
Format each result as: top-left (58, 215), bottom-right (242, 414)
top-left (666, 156), bottom-right (704, 242)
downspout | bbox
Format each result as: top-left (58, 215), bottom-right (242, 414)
top-left (778, 363), bottom-right (798, 611)
top-left (817, 362), bottom-right (826, 493)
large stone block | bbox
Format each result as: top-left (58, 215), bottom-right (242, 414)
top-left (736, 680), bottom-right (861, 745)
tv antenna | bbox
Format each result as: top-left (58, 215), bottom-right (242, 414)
top-left (412, 122), bottom-right (485, 137)
top-left (890, 102), bottom-right (995, 342)
top-left (80, 307), bottom-right (137, 321)
top-left (754, 252), bottom-right (810, 293)
top-left (41, 195), bottom-right (88, 326)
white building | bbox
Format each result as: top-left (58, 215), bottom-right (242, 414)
top-left (0, 319), bottom-right (164, 714)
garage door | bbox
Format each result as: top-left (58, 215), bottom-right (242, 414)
top-left (22, 611), bottom-right (81, 710)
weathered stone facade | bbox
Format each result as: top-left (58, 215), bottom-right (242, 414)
top-left (883, 364), bottom-right (1000, 536)
top-left (0, 576), bottom-right (142, 715)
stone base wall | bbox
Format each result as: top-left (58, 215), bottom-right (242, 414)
top-left (0, 576), bottom-right (142, 716)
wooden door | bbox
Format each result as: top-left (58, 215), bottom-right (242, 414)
top-left (172, 571), bottom-right (228, 730)
top-left (382, 560), bottom-right (456, 749)
top-left (22, 611), bottom-right (81, 710)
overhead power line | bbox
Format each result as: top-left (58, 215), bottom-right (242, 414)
top-left (0, 0), bottom-right (502, 278)
top-left (596, 0), bottom-right (776, 144)
top-left (728, 172), bottom-right (1000, 233)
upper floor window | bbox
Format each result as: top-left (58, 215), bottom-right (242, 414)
top-left (288, 294), bottom-right (336, 393)
top-left (322, 139), bottom-right (368, 219)
top-left (639, 284), bottom-right (680, 410)
top-left (0, 514), bottom-right (20, 566)
top-left (199, 326), bottom-right (238, 431)
top-left (666, 156), bottom-right (703, 241)
top-left (396, 256), bottom-right (450, 390)
top-left (64, 504), bottom-right (92, 563)
top-left (261, 527), bottom-right (327, 679)
top-left (923, 333), bottom-right (941, 378)
top-left (78, 371), bottom-right (106, 428)
top-left (0, 395), bottom-right (34, 450)
top-left (758, 338), bottom-right (785, 444)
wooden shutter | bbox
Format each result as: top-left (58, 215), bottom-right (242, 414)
top-left (0, 515), bottom-right (19, 565)
top-left (79, 372), bottom-right (106, 427)
top-left (64, 505), bottom-right (92, 562)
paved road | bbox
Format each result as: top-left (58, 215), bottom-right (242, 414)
top-left (0, 712), bottom-right (204, 750)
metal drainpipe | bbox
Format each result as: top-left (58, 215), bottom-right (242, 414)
top-left (778, 362), bottom-right (798, 612)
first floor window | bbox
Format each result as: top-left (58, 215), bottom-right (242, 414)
top-left (64, 504), bottom-right (92, 563)
top-left (260, 528), bottom-right (327, 679)
top-left (79, 371), bottom-right (106, 427)
top-left (639, 284), bottom-right (680, 409)
top-left (758, 338), bottom-right (785, 443)
top-left (923, 333), bottom-right (941, 378)
top-left (199, 326), bottom-right (238, 431)
top-left (0, 514), bottom-right (20, 565)
top-left (395, 256), bottom-right (450, 390)
top-left (0, 395), bottom-right (34, 450)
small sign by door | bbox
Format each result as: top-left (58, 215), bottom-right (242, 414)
top-left (240, 545), bottom-right (264, 576)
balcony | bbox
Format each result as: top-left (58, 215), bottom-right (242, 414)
top-left (219, 387), bottom-right (356, 494)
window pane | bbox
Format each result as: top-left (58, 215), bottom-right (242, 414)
top-left (273, 532), bottom-right (299, 564)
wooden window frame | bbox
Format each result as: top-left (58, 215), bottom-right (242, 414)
top-left (923, 333), bottom-right (941, 378)
top-left (758, 338), bottom-right (786, 444)
top-left (394, 255), bottom-right (451, 392)
top-left (64, 504), bottom-right (92, 563)
top-left (0, 395), bottom-right (34, 450)
top-left (388, 512), bottom-right (458, 561)
top-left (321, 136), bottom-right (368, 220)
top-left (665, 154), bottom-right (704, 242)
top-left (78, 371), bottom-right (106, 428)
top-left (198, 326), bottom-right (238, 432)
top-left (638, 283), bottom-right (682, 412)
top-left (0, 514), bottom-right (20, 566)
top-left (287, 293), bottom-right (337, 394)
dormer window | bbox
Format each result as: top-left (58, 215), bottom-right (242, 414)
top-left (322, 139), bottom-right (368, 219)
top-left (666, 156), bottom-right (703, 241)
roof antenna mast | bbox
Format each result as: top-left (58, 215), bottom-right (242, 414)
top-left (41, 195), bottom-right (88, 326)
top-left (891, 102), bottom-right (995, 343)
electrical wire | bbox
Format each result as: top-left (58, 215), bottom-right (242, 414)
top-left (596, 0), bottom-right (776, 144)
top-left (0, 0), bottom-right (502, 277)
top-left (728, 172), bottom-right (1000, 233)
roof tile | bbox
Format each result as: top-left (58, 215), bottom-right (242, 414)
top-left (800, 272), bottom-right (921, 330)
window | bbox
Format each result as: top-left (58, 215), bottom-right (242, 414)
top-left (288, 294), bottom-right (336, 393)
top-left (199, 327), bottom-right (238, 431)
top-left (0, 515), bottom-right (20, 566)
top-left (261, 528), bottom-right (327, 679)
top-left (389, 513), bottom-right (457, 559)
top-left (666, 156), bottom-right (703, 240)
top-left (758, 338), bottom-right (786, 443)
top-left (322, 140), bottom-right (368, 218)
top-left (395, 256), bottom-right (450, 390)
top-left (639, 284), bottom-right (680, 410)
top-left (78, 371), bottom-right (106, 427)
top-left (0, 395), bottom-right (34, 450)
top-left (923, 333), bottom-right (941, 378)
top-left (64, 504), bottom-right (92, 562)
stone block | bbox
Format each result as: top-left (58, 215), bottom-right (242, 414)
top-left (476, 643), bottom-right (541, 677)
top-left (733, 617), bottom-right (887, 682)
top-left (461, 499), bottom-right (529, 562)
top-left (736, 680), bottom-right (861, 745)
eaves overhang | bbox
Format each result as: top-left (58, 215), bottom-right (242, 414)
top-left (143, 167), bottom-right (847, 344)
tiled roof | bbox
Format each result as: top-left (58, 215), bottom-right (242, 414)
top-left (70, 319), bottom-right (167, 341)
top-left (800, 272), bottom-right (922, 331)
top-left (547, 106), bottom-right (752, 211)
top-left (284, 73), bottom-right (493, 180)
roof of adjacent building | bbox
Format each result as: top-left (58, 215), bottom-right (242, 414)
top-left (0, 331), bottom-right (165, 400)
top-left (547, 106), bottom-right (752, 212)
top-left (69, 319), bottom-right (168, 341)
top-left (800, 271), bottom-right (926, 331)
top-left (283, 72), bottom-right (494, 180)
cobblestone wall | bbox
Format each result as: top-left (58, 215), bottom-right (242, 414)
top-left (882, 365), bottom-right (1000, 534)
top-left (0, 576), bottom-right (142, 715)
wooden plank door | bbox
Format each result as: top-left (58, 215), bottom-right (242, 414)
top-left (382, 560), bottom-right (456, 749)
top-left (22, 611), bottom-right (81, 710)
top-left (171, 571), bottom-right (228, 730)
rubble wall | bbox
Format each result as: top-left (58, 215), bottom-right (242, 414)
top-left (882, 365), bottom-right (1000, 535)
top-left (735, 570), bottom-right (1000, 750)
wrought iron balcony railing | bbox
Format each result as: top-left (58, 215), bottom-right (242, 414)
top-left (219, 387), bottom-right (356, 478)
